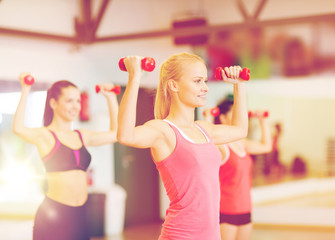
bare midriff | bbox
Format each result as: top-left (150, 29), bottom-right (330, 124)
top-left (45, 170), bottom-right (88, 207)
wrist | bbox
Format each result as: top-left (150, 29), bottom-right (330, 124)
top-left (21, 87), bottom-right (31, 95)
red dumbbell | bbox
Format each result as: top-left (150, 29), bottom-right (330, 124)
top-left (95, 85), bottom-right (121, 95)
top-left (248, 111), bottom-right (269, 118)
top-left (119, 57), bottom-right (155, 72)
top-left (210, 107), bottom-right (220, 117)
top-left (203, 107), bottom-right (220, 117)
top-left (215, 67), bottom-right (250, 81)
top-left (24, 75), bottom-right (35, 85)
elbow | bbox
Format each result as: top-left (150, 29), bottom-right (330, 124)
top-left (260, 142), bottom-right (273, 154)
top-left (116, 131), bottom-right (131, 146)
top-left (242, 125), bottom-right (248, 139)
top-left (12, 125), bottom-right (21, 136)
top-left (265, 143), bottom-right (273, 153)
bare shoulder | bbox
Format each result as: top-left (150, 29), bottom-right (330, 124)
top-left (144, 119), bottom-right (176, 145)
top-left (38, 127), bottom-right (56, 142)
top-left (146, 119), bottom-right (177, 162)
top-left (144, 119), bottom-right (173, 135)
top-left (30, 127), bottom-right (57, 156)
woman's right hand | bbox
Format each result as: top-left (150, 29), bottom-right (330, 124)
top-left (123, 56), bottom-right (143, 79)
top-left (221, 66), bottom-right (244, 84)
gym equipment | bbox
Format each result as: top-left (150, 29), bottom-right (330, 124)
top-left (24, 75), bottom-right (35, 85)
top-left (95, 85), bottom-right (121, 95)
top-left (203, 107), bottom-right (220, 117)
top-left (210, 107), bottom-right (220, 117)
top-left (215, 67), bottom-right (250, 81)
top-left (248, 111), bottom-right (269, 118)
top-left (119, 57), bottom-right (155, 72)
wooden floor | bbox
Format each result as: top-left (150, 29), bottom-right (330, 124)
top-left (2, 177), bottom-right (335, 240)
top-left (1, 218), bottom-right (335, 240)
top-left (91, 221), bottom-right (335, 240)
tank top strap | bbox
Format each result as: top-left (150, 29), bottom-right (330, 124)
top-left (163, 119), bottom-right (210, 143)
top-left (74, 130), bottom-right (85, 145)
top-left (194, 123), bottom-right (210, 143)
top-left (163, 119), bottom-right (189, 141)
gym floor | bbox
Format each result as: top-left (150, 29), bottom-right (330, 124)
top-left (1, 219), bottom-right (335, 240)
top-left (2, 186), bottom-right (335, 240)
top-left (93, 222), bottom-right (335, 240)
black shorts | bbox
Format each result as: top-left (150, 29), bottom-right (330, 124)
top-left (219, 212), bottom-right (252, 226)
top-left (33, 196), bottom-right (89, 240)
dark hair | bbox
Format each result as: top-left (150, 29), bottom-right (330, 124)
top-left (214, 94), bottom-right (234, 124)
top-left (43, 80), bottom-right (78, 126)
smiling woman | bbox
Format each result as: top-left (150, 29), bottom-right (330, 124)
top-left (117, 53), bottom-right (248, 240)
top-left (10, 73), bottom-right (119, 240)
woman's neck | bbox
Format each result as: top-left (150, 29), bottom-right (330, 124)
top-left (48, 118), bottom-right (73, 132)
top-left (167, 104), bottom-right (195, 127)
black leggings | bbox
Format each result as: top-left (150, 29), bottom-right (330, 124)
top-left (33, 197), bottom-right (90, 240)
top-left (219, 212), bottom-right (251, 226)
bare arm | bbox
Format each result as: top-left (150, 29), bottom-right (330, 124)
top-left (199, 66), bottom-right (248, 145)
top-left (244, 111), bottom-right (272, 154)
top-left (12, 72), bottom-right (43, 144)
top-left (117, 56), bottom-right (162, 148)
top-left (83, 83), bottom-right (119, 146)
top-left (218, 144), bottom-right (230, 165)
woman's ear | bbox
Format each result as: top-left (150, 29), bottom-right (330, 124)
top-left (49, 98), bottom-right (57, 110)
top-left (167, 79), bottom-right (179, 92)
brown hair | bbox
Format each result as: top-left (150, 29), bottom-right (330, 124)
top-left (43, 80), bottom-right (78, 126)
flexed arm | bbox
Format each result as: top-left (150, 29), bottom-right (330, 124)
top-left (199, 66), bottom-right (248, 145)
top-left (230, 76), bottom-right (248, 139)
top-left (82, 83), bottom-right (119, 146)
top-left (117, 56), bottom-right (162, 149)
top-left (244, 110), bottom-right (272, 154)
top-left (12, 72), bottom-right (38, 144)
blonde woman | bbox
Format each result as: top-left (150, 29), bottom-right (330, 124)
top-left (117, 53), bottom-right (248, 240)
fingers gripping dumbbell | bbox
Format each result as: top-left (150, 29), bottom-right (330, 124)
top-left (118, 57), bottom-right (156, 72)
top-left (215, 67), bottom-right (250, 81)
top-left (95, 85), bottom-right (121, 95)
top-left (248, 111), bottom-right (269, 118)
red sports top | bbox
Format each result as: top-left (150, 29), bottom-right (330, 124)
top-left (219, 144), bottom-right (253, 214)
top-left (154, 120), bottom-right (221, 240)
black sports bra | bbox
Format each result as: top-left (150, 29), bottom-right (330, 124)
top-left (42, 130), bottom-right (91, 172)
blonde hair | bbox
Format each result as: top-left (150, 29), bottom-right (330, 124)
top-left (154, 52), bottom-right (205, 119)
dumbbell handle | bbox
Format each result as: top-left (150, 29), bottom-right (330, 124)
top-left (215, 67), bottom-right (250, 81)
top-left (119, 57), bottom-right (155, 72)
top-left (24, 75), bottom-right (35, 85)
top-left (248, 111), bottom-right (269, 118)
top-left (95, 85), bottom-right (121, 95)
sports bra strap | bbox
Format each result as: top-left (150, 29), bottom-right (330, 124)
top-left (48, 129), bottom-right (60, 142)
top-left (75, 130), bottom-right (85, 145)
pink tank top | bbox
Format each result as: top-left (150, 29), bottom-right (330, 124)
top-left (154, 120), bottom-right (221, 240)
top-left (219, 144), bottom-right (253, 214)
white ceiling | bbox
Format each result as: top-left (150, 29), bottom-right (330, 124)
top-left (1, 0), bottom-right (335, 42)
